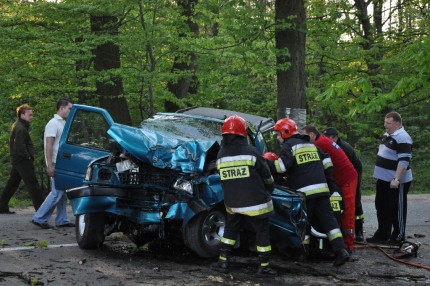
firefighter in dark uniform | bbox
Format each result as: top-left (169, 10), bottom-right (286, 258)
top-left (211, 115), bottom-right (277, 276)
top-left (267, 118), bottom-right (350, 266)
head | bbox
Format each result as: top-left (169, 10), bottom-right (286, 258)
top-left (222, 115), bottom-right (247, 137)
top-left (323, 127), bottom-right (339, 142)
top-left (273, 118), bottom-right (298, 143)
top-left (56, 97), bottom-right (74, 120)
top-left (384, 112), bottom-right (402, 134)
top-left (301, 125), bottom-right (320, 143)
top-left (16, 104), bottom-right (33, 123)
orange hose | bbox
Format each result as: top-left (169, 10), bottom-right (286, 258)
top-left (355, 241), bottom-right (430, 271)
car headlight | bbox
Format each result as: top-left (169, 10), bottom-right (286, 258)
top-left (173, 178), bottom-right (193, 195)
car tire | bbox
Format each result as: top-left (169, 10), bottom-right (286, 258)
top-left (183, 208), bottom-right (226, 258)
top-left (76, 213), bottom-right (106, 249)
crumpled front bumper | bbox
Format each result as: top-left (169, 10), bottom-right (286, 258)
top-left (66, 185), bottom-right (187, 224)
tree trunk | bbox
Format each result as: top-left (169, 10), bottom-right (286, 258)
top-left (75, 36), bottom-right (92, 104)
top-left (354, 0), bottom-right (381, 78)
top-left (90, 15), bottom-right (132, 125)
top-left (164, 0), bottom-right (199, 112)
top-left (275, 0), bottom-right (307, 120)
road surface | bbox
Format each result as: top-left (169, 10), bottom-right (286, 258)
top-left (1, 195), bottom-right (429, 285)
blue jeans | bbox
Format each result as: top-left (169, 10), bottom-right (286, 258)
top-left (32, 178), bottom-right (71, 226)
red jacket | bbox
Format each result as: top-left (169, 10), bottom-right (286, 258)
top-left (314, 134), bottom-right (357, 186)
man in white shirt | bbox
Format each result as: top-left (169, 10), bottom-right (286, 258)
top-left (31, 98), bottom-right (74, 229)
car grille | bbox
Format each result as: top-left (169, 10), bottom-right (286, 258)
top-left (118, 172), bottom-right (172, 187)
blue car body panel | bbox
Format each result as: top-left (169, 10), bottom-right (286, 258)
top-left (69, 194), bottom-right (162, 224)
top-left (107, 122), bottom-right (218, 174)
top-left (55, 105), bottom-right (113, 191)
top-left (60, 104), bottom-right (305, 250)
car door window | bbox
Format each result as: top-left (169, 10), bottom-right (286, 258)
top-left (67, 110), bottom-right (111, 151)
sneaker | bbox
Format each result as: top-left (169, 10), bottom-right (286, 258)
top-left (256, 266), bottom-right (278, 277)
top-left (31, 220), bottom-right (54, 229)
top-left (387, 239), bottom-right (403, 246)
top-left (366, 235), bottom-right (390, 244)
top-left (210, 261), bottom-right (229, 274)
top-left (333, 249), bottom-right (350, 266)
top-left (55, 223), bottom-right (75, 228)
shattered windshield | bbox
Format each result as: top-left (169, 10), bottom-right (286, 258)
top-left (140, 114), bottom-right (223, 143)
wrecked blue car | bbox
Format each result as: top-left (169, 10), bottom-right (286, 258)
top-left (56, 105), bottom-right (307, 258)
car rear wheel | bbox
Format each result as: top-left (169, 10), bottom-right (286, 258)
top-left (76, 213), bottom-right (106, 249)
top-left (183, 208), bottom-right (226, 258)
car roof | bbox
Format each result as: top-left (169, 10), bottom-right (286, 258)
top-left (176, 106), bottom-right (275, 133)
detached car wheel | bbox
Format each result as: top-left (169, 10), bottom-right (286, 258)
top-left (184, 209), bottom-right (226, 258)
top-left (76, 213), bottom-right (106, 249)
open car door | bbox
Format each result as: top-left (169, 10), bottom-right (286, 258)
top-left (54, 105), bottom-right (114, 191)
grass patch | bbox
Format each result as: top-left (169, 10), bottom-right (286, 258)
top-left (24, 240), bottom-right (49, 248)
top-left (9, 196), bottom-right (33, 208)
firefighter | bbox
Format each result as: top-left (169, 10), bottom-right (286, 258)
top-left (211, 115), bottom-right (277, 276)
top-left (302, 125), bottom-right (358, 252)
top-left (267, 118), bottom-right (350, 266)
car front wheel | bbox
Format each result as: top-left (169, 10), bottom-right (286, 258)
top-left (183, 208), bottom-right (226, 258)
top-left (76, 213), bottom-right (106, 249)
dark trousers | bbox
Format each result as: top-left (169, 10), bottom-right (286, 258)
top-left (355, 172), bottom-right (364, 218)
top-left (306, 196), bottom-right (345, 252)
top-left (375, 179), bottom-right (411, 241)
top-left (221, 213), bottom-right (271, 251)
top-left (0, 159), bottom-right (44, 211)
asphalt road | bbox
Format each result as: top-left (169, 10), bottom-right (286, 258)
top-left (0, 195), bottom-right (429, 285)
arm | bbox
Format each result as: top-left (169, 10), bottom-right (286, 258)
top-left (390, 165), bottom-right (407, 189)
top-left (45, 137), bottom-right (55, 177)
top-left (319, 148), bottom-right (341, 195)
top-left (14, 127), bottom-right (32, 160)
top-left (390, 134), bottom-right (412, 188)
top-left (256, 154), bottom-right (275, 192)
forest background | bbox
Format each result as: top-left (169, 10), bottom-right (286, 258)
top-left (0, 0), bottom-right (429, 207)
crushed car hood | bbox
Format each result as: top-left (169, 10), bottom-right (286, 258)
top-left (107, 122), bottom-right (219, 174)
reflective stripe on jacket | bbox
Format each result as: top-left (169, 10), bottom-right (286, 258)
top-left (217, 135), bottom-right (274, 218)
top-left (269, 134), bottom-right (330, 199)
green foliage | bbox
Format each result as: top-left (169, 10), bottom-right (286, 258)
top-left (0, 0), bottom-right (429, 198)
top-left (24, 240), bottom-right (48, 248)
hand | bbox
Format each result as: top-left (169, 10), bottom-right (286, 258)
top-left (390, 178), bottom-right (400, 189)
top-left (47, 164), bottom-right (55, 177)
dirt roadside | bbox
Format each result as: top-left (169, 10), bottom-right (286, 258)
top-left (0, 195), bottom-right (429, 285)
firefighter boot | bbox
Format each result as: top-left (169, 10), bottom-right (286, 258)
top-left (333, 248), bottom-right (350, 267)
top-left (211, 250), bottom-right (230, 274)
top-left (355, 219), bottom-right (364, 242)
top-left (256, 253), bottom-right (278, 277)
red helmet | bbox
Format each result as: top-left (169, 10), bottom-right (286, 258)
top-left (262, 152), bottom-right (279, 161)
top-left (222, 115), bottom-right (247, 137)
top-left (274, 118), bottom-right (298, 139)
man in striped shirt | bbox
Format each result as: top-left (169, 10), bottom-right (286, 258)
top-left (368, 112), bottom-right (413, 245)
